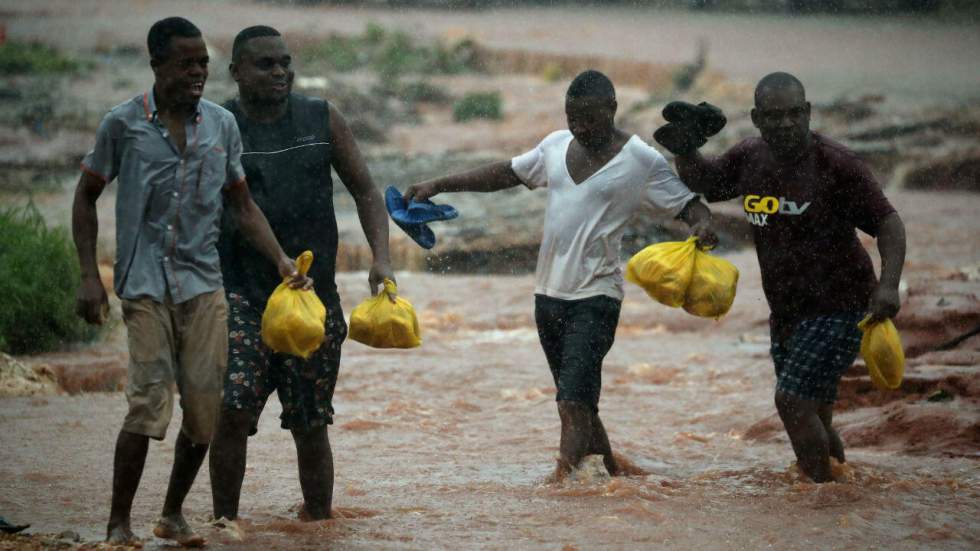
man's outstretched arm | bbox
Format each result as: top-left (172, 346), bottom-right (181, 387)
top-left (869, 212), bottom-right (906, 321)
top-left (404, 160), bottom-right (524, 202)
top-left (224, 180), bottom-right (309, 289)
top-left (329, 104), bottom-right (394, 295)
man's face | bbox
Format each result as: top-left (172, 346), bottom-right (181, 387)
top-left (231, 36), bottom-right (294, 105)
top-left (751, 86), bottom-right (811, 160)
top-left (151, 35), bottom-right (209, 108)
top-left (565, 96), bottom-right (616, 150)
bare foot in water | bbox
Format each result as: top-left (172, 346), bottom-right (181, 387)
top-left (153, 514), bottom-right (205, 547)
top-left (569, 455), bottom-right (612, 483)
top-left (610, 452), bottom-right (650, 477)
top-left (210, 517), bottom-right (245, 543)
top-left (544, 456), bottom-right (573, 484)
top-left (295, 501), bottom-right (333, 522)
top-left (106, 523), bottom-right (141, 547)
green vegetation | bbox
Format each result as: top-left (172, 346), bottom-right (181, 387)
top-left (453, 91), bottom-right (502, 122)
top-left (374, 78), bottom-right (452, 104)
top-left (301, 23), bottom-right (480, 79)
top-left (0, 42), bottom-right (84, 75)
top-left (0, 203), bottom-right (95, 354)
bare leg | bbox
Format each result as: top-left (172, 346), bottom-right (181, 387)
top-left (818, 403), bottom-right (845, 464)
top-left (153, 431), bottom-right (208, 546)
top-left (161, 431), bottom-right (209, 517)
top-left (588, 414), bottom-right (618, 475)
top-left (775, 391), bottom-right (832, 483)
top-left (556, 400), bottom-right (595, 476)
top-left (107, 430), bottom-right (149, 544)
top-left (292, 425), bottom-right (334, 520)
top-left (209, 409), bottom-right (252, 520)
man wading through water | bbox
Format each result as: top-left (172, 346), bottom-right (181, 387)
top-left (73, 17), bottom-right (306, 546)
top-left (209, 26), bottom-right (393, 540)
top-left (657, 72), bottom-right (906, 482)
top-left (405, 70), bottom-right (716, 480)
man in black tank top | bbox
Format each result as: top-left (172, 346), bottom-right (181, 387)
top-left (209, 26), bottom-right (394, 534)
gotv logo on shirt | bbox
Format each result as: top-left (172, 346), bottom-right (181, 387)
top-left (743, 195), bottom-right (811, 227)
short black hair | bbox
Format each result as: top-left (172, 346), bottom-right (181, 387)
top-left (147, 17), bottom-right (202, 62)
top-left (232, 25), bottom-right (282, 63)
top-left (567, 69), bottom-right (616, 101)
top-left (755, 71), bottom-right (806, 104)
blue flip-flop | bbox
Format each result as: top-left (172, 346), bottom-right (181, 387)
top-left (384, 186), bottom-right (458, 249)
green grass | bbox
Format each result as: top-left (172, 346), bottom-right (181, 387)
top-left (453, 91), bottom-right (502, 122)
top-left (0, 42), bottom-right (84, 75)
top-left (301, 23), bottom-right (479, 77)
top-left (0, 203), bottom-right (96, 354)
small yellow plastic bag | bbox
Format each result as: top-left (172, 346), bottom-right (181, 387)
top-left (625, 236), bottom-right (698, 307)
top-left (260, 251), bottom-right (327, 359)
top-left (349, 279), bottom-right (421, 349)
top-left (857, 315), bottom-right (905, 390)
top-left (683, 247), bottom-right (739, 319)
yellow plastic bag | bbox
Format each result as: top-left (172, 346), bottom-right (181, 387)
top-left (683, 248), bottom-right (739, 319)
top-left (857, 315), bottom-right (905, 390)
top-left (625, 236), bottom-right (698, 307)
top-left (349, 279), bottom-right (421, 349)
top-left (260, 251), bottom-right (327, 359)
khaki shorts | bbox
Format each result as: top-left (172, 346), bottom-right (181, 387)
top-left (121, 289), bottom-right (228, 444)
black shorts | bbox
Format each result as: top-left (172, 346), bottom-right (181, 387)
top-left (222, 291), bottom-right (347, 434)
top-left (534, 294), bottom-right (621, 411)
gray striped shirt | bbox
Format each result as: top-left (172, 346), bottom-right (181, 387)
top-left (82, 90), bottom-right (246, 304)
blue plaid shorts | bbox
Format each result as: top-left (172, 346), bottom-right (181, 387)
top-left (770, 312), bottom-right (864, 404)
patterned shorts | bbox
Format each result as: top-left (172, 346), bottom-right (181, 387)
top-left (770, 312), bottom-right (864, 404)
top-left (223, 292), bottom-right (347, 433)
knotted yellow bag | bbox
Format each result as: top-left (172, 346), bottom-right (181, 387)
top-left (857, 315), bottom-right (905, 390)
top-left (260, 251), bottom-right (326, 359)
top-left (349, 279), bottom-right (421, 349)
top-left (625, 236), bottom-right (698, 307)
top-left (683, 246), bottom-right (739, 319)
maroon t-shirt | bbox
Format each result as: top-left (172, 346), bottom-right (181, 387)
top-left (682, 132), bottom-right (896, 340)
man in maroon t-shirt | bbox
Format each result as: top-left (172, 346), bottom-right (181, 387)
top-left (656, 72), bottom-right (907, 482)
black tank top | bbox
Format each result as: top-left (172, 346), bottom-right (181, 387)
top-left (219, 94), bottom-right (340, 309)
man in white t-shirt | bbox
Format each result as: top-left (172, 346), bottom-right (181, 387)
top-left (405, 70), bottom-right (716, 479)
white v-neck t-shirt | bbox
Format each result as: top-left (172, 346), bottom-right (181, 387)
top-left (511, 130), bottom-right (696, 301)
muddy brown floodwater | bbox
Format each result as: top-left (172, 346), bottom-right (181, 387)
top-left (2, 191), bottom-right (979, 550)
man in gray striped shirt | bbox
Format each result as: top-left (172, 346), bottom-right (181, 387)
top-left (72, 17), bottom-right (306, 546)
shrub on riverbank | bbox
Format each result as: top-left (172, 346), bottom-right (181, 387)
top-left (0, 204), bottom-right (95, 354)
top-left (0, 42), bottom-right (84, 75)
top-left (453, 91), bottom-right (502, 122)
top-left (301, 23), bottom-right (479, 79)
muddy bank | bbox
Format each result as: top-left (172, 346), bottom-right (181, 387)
top-left (7, 0), bottom-right (980, 104)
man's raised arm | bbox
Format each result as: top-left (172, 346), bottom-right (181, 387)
top-left (673, 151), bottom-right (729, 196)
